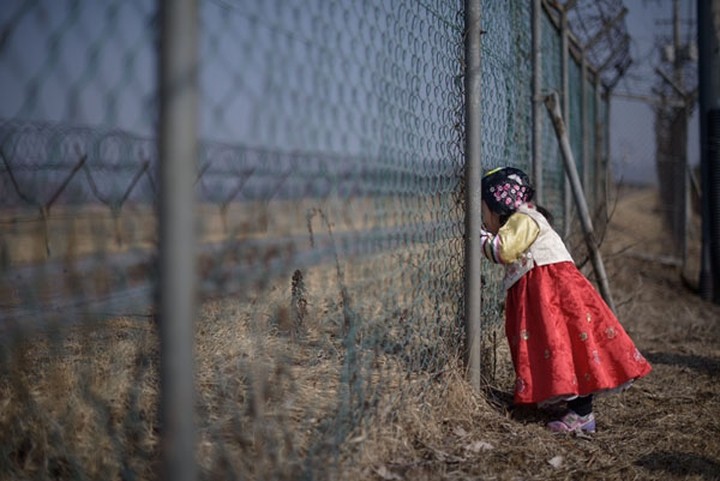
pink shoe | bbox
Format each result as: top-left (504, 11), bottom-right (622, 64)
top-left (547, 411), bottom-right (596, 433)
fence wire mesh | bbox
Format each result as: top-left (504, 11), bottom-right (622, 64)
top-left (539, 9), bottom-right (567, 232)
top-left (476, 1), bottom-right (532, 340)
top-left (1, 1), bottom-right (616, 479)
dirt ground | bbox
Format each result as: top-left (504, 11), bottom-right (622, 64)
top-left (568, 186), bottom-right (720, 480)
top-left (373, 186), bottom-right (720, 481)
top-left (2, 186), bottom-right (719, 481)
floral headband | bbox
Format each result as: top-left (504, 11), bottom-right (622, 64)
top-left (481, 167), bottom-right (535, 216)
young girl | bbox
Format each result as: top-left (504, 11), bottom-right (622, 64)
top-left (479, 167), bottom-right (652, 433)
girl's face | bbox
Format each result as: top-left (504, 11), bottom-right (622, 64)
top-left (482, 201), bottom-right (502, 234)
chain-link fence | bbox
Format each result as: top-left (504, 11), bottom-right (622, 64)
top-left (1, 1), bottom-right (620, 479)
top-left (607, 0), bottom-right (699, 284)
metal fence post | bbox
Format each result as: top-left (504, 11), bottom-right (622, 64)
top-left (157, 0), bottom-right (199, 479)
top-left (581, 60), bottom-right (590, 207)
top-left (594, 74), bottom-right (602, 209)
top-left (561, 6), bottom-right (573, 238)
top-left (697, 0), bottom-right (720, 302)
top-left (545, 92), bottom-right (616, 313)
top-left (464, 0), bottom-right (482, 390)
top-left (532, 0), bottom-right (543, 204)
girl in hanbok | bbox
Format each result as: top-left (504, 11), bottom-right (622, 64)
top-left (480, 167), bottom-right (652, 433)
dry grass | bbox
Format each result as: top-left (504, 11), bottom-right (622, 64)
top-left (2, 187), bottom-right (720, 480)
top-left (0, 197), bottom-right (438, 266)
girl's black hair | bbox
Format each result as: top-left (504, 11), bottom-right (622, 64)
top-left (482, 166), bottom-right (554, 226)
top-left (534, 204), bottom-right (554, 226)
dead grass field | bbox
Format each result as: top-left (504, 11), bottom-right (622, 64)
top-left (0, 196), bottom-right (438, 265)
top-left (1, 186), bottom-right (719, 481)
top-left (341, 186), bottom-right (720, 481)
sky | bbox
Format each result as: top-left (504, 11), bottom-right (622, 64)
top-left (609, 0), bottom-right (698, 185)
top-left (0, 0), bottom-right (452, 157)
top-left (0, 0), bottom-right (699, 189)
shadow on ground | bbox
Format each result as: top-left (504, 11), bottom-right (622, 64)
top-left (644, 351), bottom-right (720, 378)
top-left (636, 451), bottom-right (720, 480)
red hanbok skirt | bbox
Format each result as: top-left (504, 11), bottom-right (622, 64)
top-left (505, 261), bottom-right (652, 406)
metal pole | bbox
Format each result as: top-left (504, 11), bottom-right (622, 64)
top-left (697, 0), bottom-right (720, 302)
top-left (561, 6), bottom-right (573, 238)
top-left (581, 62), bottom-right (590, 207)
top-left (594, 74), bottom-right (602, 210)
top-left (604, 86), bottom-right (612, 209)
top-left (157, 0), bottom-right (198, 480)
top-left (464, 0), bottom-right (482, 390)
top-left (672, 0), bottom-right (688, 267)
top-left (545, 92), bottom-right (617, 313)
top-left (532, 0), bottom-right (543, 204)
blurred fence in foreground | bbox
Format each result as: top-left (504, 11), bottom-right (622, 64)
top-left (0, 1), bottom-right (620, 479)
